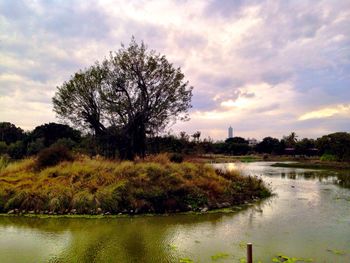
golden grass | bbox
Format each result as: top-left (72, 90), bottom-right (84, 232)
top-left (0, 155), bottom-right (271, 214)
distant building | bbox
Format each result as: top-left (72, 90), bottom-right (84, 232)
top-left (228, 126), bottom-right (233, 138)
top-left (248, 138), bottom-right (258, 147)
top-left (284, 148), bottom-right (295, 155)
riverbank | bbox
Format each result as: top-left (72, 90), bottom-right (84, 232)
top-left (189, 154), bottom-right (321, 164)
top-left (271, 160), bottom-right (350, 170)
top-left (0, 155), bottom-right (271, 215)
top-left (0, 204), bottom-right (259, 219)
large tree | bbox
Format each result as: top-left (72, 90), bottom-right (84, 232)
top-left (317, 132), bottom-right (350, 161)
top-left (53, 38), bottom-right (193, 159)
top-left (256, 137), bottom-right (281, 154)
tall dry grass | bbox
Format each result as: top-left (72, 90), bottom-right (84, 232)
top-left (0, 155), bottom-right (271, 214)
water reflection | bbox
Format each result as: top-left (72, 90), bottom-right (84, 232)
top-left (213, 161), bottom-right (350, 188)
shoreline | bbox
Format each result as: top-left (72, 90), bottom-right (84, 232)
top-left (0, 199), bottom-right (270, 219)
top-left (271, 161), bottom-right (350, 170)
top-left (191, 154), bottom-right (319, 163)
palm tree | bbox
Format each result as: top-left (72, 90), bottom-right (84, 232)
top-left (284, 132), bottom-right (298, 147)
top-left (192, 131), bottom-right (201, 143)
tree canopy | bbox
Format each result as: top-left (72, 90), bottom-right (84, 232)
top-left (30, 123), bottom-right (81, 147)
top-left (53, 38), bottom-right (193, 159)
top-left (0, 122), bottom-right (24, 144)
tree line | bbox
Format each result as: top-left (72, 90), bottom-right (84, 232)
top-left (1, 121), bottom-right (350, 162)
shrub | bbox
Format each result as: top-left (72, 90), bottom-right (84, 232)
top-left (0, 141), bottom-right (8, 155)
top-left (320, 153), bottom-right (337, 162)
top-left (52, 138), bottom-right (77, 150)
top-left (35, 145), bottom-right (73, 169)
top-left (170, 153), bottom-right (184, 163)
top-left (7, 141), bottom-right (26, 159)
top-left (0, 155), bottom-right (10, 170)
top-left (27, 138), bottom-right (45, 155)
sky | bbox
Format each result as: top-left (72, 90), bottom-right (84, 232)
top-left (0, 0), bottom-right (350, 140)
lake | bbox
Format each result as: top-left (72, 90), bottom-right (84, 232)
top-left (0, 162), bottom-right (349, 262)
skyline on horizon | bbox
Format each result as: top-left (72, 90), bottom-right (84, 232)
top-left (1, 0), bottom-right (350, 140)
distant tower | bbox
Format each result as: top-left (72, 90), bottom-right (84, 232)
top-left (228, 126), bottom-right (233, 138)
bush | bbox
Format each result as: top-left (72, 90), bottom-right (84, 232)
top-left (35, 145), bottom-right (73, 169)
top-left (7, 141), bottom-right (26, 159)
top-left (52, 138), bottom-right (77, 150)
top-left (0, 155), bottom-right (10, 170)
top-left (320, 153), bottom-right (337, 162)
top-left (27, 138), bottom-right (45, 155)
top-left (170, 153), bottom-right (184, 163)
top-left (0, 141), bottom-right (8, 155)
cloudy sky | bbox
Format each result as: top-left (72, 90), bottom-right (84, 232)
top-left (1, 0), bottom-right (349, 140)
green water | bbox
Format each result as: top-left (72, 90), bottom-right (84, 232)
top-left (0, 162), bottom-right (349, 262)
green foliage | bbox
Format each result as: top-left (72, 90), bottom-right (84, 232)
top-left (0, 122), bottom-right (24, 144)
top-left (0, 141), bottom-right (8, 155)
top-left (256, 137), bottom-right (282, 154)
top-left (167, 244), bottom-right (178, 250)
top-left (0, 155), bottom-right (10, 170)
top-left (179, 258), bottom-right (194, 263)
top-left (30, 122), bottom-right (81, 147)
top-left (52, 138), bottom-right (77, 150)
top-left (7, 141), bottom-right (26, 159)
top-left (223, 137), bottom-right (250, 155)
top-left (317, 132), bottom-right (350, 161)
top-left (211, 252), bottom-right (230, 261)
top-left (320, 153), bottom-right (337, 162)
top-left (35, 145), bottom-right (73, 169)
top-left (27, 138), bottom-right (45, 155)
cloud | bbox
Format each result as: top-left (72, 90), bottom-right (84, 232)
top-left (299, 104), bottom-right (350, 121)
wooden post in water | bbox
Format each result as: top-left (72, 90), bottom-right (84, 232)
top-left (247, 243), bottom-right (253, 263)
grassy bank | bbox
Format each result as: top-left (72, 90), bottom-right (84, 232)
top-left (0, 155), bottom-right (271, 215)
